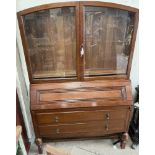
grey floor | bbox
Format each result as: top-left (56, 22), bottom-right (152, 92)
top-left (29, 137), bottom-right (138, 155)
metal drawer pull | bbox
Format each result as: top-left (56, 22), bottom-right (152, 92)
top-left (105, 113), bottom-right (110, 120)
top-left (56, 128), bottom-right (60, 134)
top-left (54, 116), bottom-right (59, 123)
top-left (105, 124), bottom-right (109, 131)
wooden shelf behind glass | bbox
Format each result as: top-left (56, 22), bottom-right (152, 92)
top-left (33, 70), bottom-right (76, 79)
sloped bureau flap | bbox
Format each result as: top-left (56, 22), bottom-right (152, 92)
top-left (31, 80), bottom-right (132, 110)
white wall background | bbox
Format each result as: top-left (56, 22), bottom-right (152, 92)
top-left (17, 0), bottom-right (138, 12)
top-left (16, 45), bottom-right (35, 142)
top-left (16, 0), bottom-right (139, 140)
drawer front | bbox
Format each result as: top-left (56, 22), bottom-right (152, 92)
top-left (38, 120), bottom-right (126, 138)
top-left (31, 80), bottom-right (133, 110)
top-left (34, 81), bottom-right (129, 106)
top-left (36, 109), bottom-right (128, 125)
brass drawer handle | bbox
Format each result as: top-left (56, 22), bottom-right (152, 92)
top-left (54, 116), bottom-right (59, 123)
top-left (105, 113), bottom-right (110, 120)
top-left (56, 128), bottom-right (60, 134)
top-left (105, 124), bottom-right (109, 131)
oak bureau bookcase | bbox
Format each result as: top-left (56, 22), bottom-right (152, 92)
top-left (17, 1), bottom-right (139, 150)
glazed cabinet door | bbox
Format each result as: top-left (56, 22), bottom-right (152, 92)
top-left (80, 2), bottom-right (136, 78)
top-left (18, 3), bottom-right (80, 82)
top-left (18, 2), bottom-right (138, 83)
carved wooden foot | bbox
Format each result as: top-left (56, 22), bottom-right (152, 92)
top-left (120, 132), bottom-right (128, 149)
top-left (35, 138), bottom-right (43, 154)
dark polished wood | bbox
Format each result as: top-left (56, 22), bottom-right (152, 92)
top-left (38, 120), bottom-right (125, 138)
top-left (17, 1), bottom-right (138, 150)
top-left (30, 80), bottom-right (132, 110)
top-left (36, 109), bottom-right (129, 125)
top-left (31, 80), bottom-right (132, 149)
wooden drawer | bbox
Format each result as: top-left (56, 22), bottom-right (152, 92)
top-left (31, 80), bottom-right (132, 140)
top-left (38, 120), bottom-right (126, 138)
top-left (36, 109), bottom-right (128, 125)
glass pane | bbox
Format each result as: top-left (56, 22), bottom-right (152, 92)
top-left (84, 6), bottom-right (134, 76)
top-left (23, 7), bottom-right (76, 79)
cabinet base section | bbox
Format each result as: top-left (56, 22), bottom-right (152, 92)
top-left (40, 133), bottom-right (122, 142)
top-left (35, 132), bottom-right (128, 154)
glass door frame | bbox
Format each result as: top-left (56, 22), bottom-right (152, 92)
top-left (79, 1), bottom-right (139, 81)
top-left (17, 1), bottom-right (139, 84)
top-left (17, 2), bottom-right (81, 83)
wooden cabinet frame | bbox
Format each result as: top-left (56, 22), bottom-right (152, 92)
top-left (17, 1), bottom-right (139, 84)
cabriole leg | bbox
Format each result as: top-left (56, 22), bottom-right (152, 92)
top-left (120, 132), bottom-right (128, 149)
top-left (35, 138), bottom-right (43, 154)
